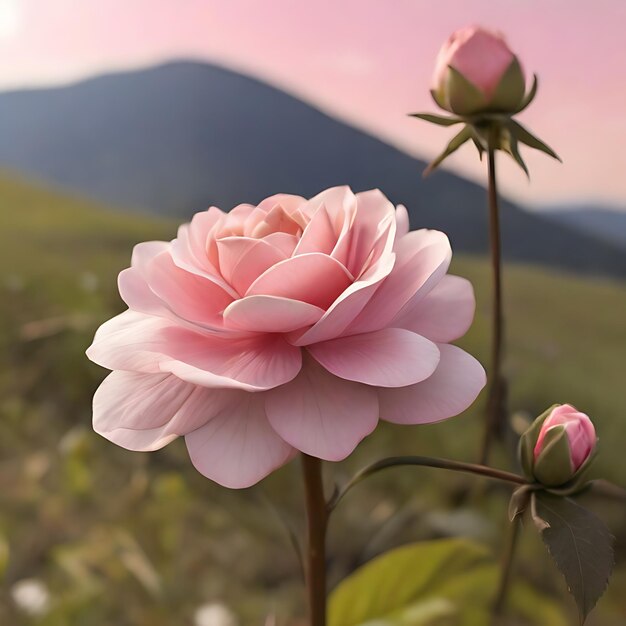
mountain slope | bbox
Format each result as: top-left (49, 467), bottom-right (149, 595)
top-left (543, 206), bottom-right (626, 250)
top-left (0, 61), bottom-right (624, 278)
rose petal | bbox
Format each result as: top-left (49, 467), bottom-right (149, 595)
top-left (217, 236), bottom-right (287, 295)
top-left (392, 275), bottom-right (475, 342)
top-left (147, 251), bottom-right (233, 326)
top-left (294, 203), bottom-right (337, 256)
top-left (395, 204), bottom-right (410, 240)
top-left (378, 344), bottom-right (486, 424)
top-left (289, 251), bottom-right (396, 346)
top-left (185, 392), bottom-right (295, 488)
top-left (328, 189), bottom-right (395, 277)
top-left (87, 311), bottom-right (303, 391)
top-left (265, 357), bottom-right (378, 460)
top-left (308, 328), bottom-right (440, 387)
top-left (246, 252), bottom-right (353, 309)
top-left (93, 370), bottom-right (237, 451)
top-left (171, 207), bottom-right (224, 278)
top-left (347, 229), bottom-right (452, 334)
top-left (262, 232), bottom-right (299, 257)
top-left (223, 295), bottom-right (324, 333)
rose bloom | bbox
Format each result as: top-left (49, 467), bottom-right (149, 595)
top-left (87, 187), bottom-right (485, 488)
top-left (432, 25), bottom-right (525, 115)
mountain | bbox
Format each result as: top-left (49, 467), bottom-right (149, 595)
top-left (542, 206), bottom-right (626, 250)
top-left (0, 60), bottom-right (624, 279)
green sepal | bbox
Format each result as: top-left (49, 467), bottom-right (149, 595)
top-left (501, 132), bottom-right (530, 180)
top-left (508, 484), bottom-right (535, 521)
top-left (530, 491), bottom-right (550, 532)
top-left (430, 88), bottom-right (447, 110)
top-left (533, 426), bottom-right (576, 487)
top-left (546, 447), bottom-right (599, 496)
top-left (488, 57), bottom-right (526, 113)
top-left (508, 119), bottom-right (562, 161)
top-left (519, 404), bottom-right (558, 480)
top-left (532, 492), bottom-right (614, 624)
top-left (408, 112), bottom-right (463, 126)
top-left (445, 66), bottom-right (488, 115)
top-left (471, 135), bottom-right (485, 160)
top-left (423, 124), bottom-right (473, 176)
top-left (514, 73), bottom-right (539, 113)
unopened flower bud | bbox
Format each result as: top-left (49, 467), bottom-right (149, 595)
top-left (519, 404), bottom-right (597, 488)
top-left (432, 25), bottom-right (526, 116)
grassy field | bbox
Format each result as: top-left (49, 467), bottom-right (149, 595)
top-left (0, 172), bottom-right (624, 625)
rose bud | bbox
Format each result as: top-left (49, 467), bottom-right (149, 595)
top-left (431, 25), bottom-right (526, 116)
top-left (519, 404), bottom-right (597, 488)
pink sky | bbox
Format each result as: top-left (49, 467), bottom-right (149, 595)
top-left (1, 0), bottom-right (625, 208)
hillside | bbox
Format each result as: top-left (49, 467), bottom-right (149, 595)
top-left (0, 174), bottom-right (625, 624)
top-left (0, 61), bottom-right (624, 279)
top-left (543, 205), bottom-right (626, 250)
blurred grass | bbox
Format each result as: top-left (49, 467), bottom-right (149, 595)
top-left (0, 172), bottom-right (624, 625)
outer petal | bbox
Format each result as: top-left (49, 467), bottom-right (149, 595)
top-left (93, 370), bottom-right (236, 451)
top-left (378, 344), bottom-right (486, 424)
top-left (185, 392), bottom-right (295, 488)
top-left (392, 275), bottom-right (475, 342)
top-left (395, 204), bottom-right (410, 240)
top-left (87, 311), bottom-right (302, 391)
top-left (118, 241), bottom-right (171, 316)
top-left (223, 295), bottom-right (324, 333)
top-left (308, 328), bottom-right (440, 387)
top-left (347, 229), bottom-right (452, 334)
top-left (265, 357), bottom-right (378, 461)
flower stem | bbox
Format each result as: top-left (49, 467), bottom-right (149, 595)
top-left (328, 455), bottom-right (526, 512)
top-left (301, 454), bottom-right (328, 626)
top-left (492, 517), bottom-right (521, 622)
top-left (480, 136), bottom-right (506, 465)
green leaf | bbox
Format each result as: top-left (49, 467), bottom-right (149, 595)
top-left (328, 539), bottom-right (494, 626)
top-left (515, 74), bottom-right (539, 113)
top-left (408, 113), bottom-right (463, 127)
top-left (424, 125), bottom-right (473, 176)
top-left (533, 492), bottom-right (614, 624)
top-left (328, 538), bottom-right (568, 626)
top-left (508, 120), bottom-right (562, 161)
top-left (509, 582), bottom-right (570, 626)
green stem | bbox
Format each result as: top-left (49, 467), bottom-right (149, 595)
top-left (480, 136), bottom-right (506, 465)
top-left (492, 517), bottom-right (521, 622)
top-left (301, 454), bottom-right (328, 626)
top-left (328, 455), bottom-right (526, 512)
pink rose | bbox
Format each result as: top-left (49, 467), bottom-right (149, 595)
top-left (432, 25), bottom-right (525, 115)
top-left (534, 404), bottom-right (597, 474)
top-left (87, 187), bottom-right (485, 488)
